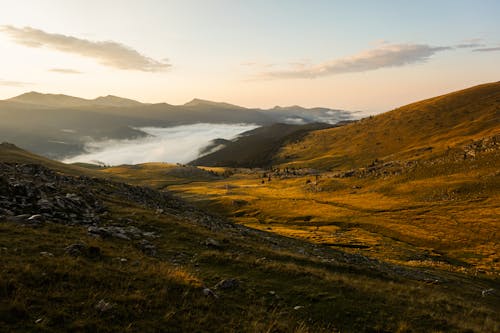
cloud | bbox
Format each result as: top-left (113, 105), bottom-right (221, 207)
top-left (1, 25), bottom-right (170, 72)
top-left (455, 38), bottom-right (485, 48)
top-left (49, 68), bottom-right (83, 74)
top-left (455, 43), bottom-right (485, 48)
top-left (258, 43), bottom-right (451, 79)
top-left (62, 123), bottom-right (259, 165)
top-left (473, 46), bottom-right (500, 52)
top-left (0, 79), bottom-right (32, 87)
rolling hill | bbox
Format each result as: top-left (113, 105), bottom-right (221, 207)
top-left (275, 82), bottom-right (500, 170)
top-left (167, 82), bottom-right (500, 278)
top-left (190, 122), bottom-right (342, 168)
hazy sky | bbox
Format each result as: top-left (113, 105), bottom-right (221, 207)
top-left (1, 0), bottom-right (499, 113)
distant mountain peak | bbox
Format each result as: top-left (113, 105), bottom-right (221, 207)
top-left (6, 91), bottom-right (144, 108)
top-left (184, 98), bottom-right (244, 109)
top-left (8, 91), bottom-right (89, 108)
top-left (93, 95), bottom-right (143, 107)
top-left (272, 105), bottom-right (305, 110)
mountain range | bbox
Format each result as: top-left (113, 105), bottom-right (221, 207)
top-left (0, 92), bottom-right (353, 160)
top-left (0, 82), bottom-right (499, 332)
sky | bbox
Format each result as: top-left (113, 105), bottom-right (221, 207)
top-left (0, 0), bottom-right (499, 113)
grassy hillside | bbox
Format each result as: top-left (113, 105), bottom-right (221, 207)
top-left (1, 83), bottom-right (499, 332)
top-left (0, 142), bottom-right (99, 176)
top-left (190, 123), bottom-right (337, 168)
top-left (166, 83), bottom-right (500, 277)
top-left (100, 163), bottom-right (223, 188)
top-left (1, 152), bottom-right (499, 332)
top-left (276, 82), bottom-right (500, 170)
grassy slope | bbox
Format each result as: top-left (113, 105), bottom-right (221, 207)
top-left (2, 83), bottom-right (500, 332)
top-left (0, 143), bottom-right (99, 177)
top-left (100, 163), bottom-right (223, 189)
top-left (167, 83), bottom-right (500, 276)
top-left (1, 159), bottom-right (499, 332)
top-left (276, 82), bottom-right (499, 170)
top-left (190, 123), bottom-right (336, 168)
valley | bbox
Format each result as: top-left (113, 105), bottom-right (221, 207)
top-left (2, 2), bottom-right (499, 331)
top-left (0, 82), bottom-right (499, 332)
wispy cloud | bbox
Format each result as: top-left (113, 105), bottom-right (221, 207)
top-left (473, 46), bottom-right (500, 52)
top-left (455, 38), bottom-right (485, 48)
top-left (49, 68), bottom-right (83, 74)
top-left (456, 43), bottom-right (485, 48)
top-left (258, 43), bottom-right (451, 79)
top-left (1, 25), bottom-right (170, 72)
top-left (0, 79), bottom-right (32, 87)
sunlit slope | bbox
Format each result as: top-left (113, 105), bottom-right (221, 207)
top-left (277, 82), bottom-right (500, 170)
top-left (100, 162), bottom-right (222, 188)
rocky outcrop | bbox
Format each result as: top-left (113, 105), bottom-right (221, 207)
top-left (0, 163), bottom-right (104, 224)
top-left (332, 134), bottom-right (499, 179)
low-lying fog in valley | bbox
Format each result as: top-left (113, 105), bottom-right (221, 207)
top-left (63, 123), bottom-right (259, 166)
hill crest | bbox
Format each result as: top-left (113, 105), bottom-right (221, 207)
top-left (276, 81), bottom-right (500, 170)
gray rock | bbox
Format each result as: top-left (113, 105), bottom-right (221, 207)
top-left (202, 288), bottom-right (218, 298)
top-left (95, 299), bottom-right (115, 312)
top-left (482, 288), bottom-right (495, 297)
top-left (214, 278), bottom-right (239, 290)
top-left (138, 239), bottom-right (157, 256)
top-left (204, 238), bottom-right (221, 248)
top-left (65, 243), bottom-right (101, 259)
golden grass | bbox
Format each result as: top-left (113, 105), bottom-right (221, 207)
top-left (169, 146), bottom-right (500, 274)
top-left (276, 82), bottom-right (500, 170)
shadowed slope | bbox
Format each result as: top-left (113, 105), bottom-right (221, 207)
top-left (190, 123), bottom-right (339, 168)
top-left (0, 142), bottom-right (99, 176)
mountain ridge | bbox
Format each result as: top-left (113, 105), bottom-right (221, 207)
top-left (0, 92), bottom-right (353, 160)
top-left (8, 91), bottom-right (146, 108)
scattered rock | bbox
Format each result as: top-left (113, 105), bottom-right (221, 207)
top-left (87, 225), bottom-right (156, 241)
top-left (214, 278), bottom-right (239, 290)
top-left (204, 238), bottom-right (221, 248)
top-left (0, 163), bottom-right (104, 225)
top-left (95, 299), bottom-right (115, 312)
top-left (9, 214), bottom-right (31, 222)
top-left (65, 243), bottom-right (101, 259)
top-left (202, 288), bottom-right (218, 298)
top-left (28, 214), bottom-right (44, 222)
top-left (138, 239), bottom-right (157, 256)
top-left (482, 288), bottom-right (495, 297)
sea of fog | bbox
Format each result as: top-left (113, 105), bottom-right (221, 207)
top-left (63, 123), bottom-right (259, 166)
